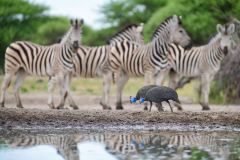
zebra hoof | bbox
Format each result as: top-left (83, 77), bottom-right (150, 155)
top-left (116, 102), bottom-right (124, 110)
top-left (177, 107), bottom-right (183, 111)
top-left (56, 104), bottom-right (64, 110)
top-left (143, 106), bottom-right (148, 111)
top-left (100, 102), bottom-right (112, 110)
top-left (202, 106), bottom-right (210, 111)
top-left (48, 104), bottom-right (55, 109)
top-left (103, 105), bottom-right (112, 110)
top-left (116, 106), bottom-right (124, 110)
top-left (200, 102), bottom-right (210, 111)
top-left (16, 104), bottom-right (23, 108)
top-left (70, 104), bottom-right (78, 110)
top-left (0, 102), bottom-right (5, 108)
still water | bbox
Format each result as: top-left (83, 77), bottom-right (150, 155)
top-left (0, 131), bottom-right (239, 160)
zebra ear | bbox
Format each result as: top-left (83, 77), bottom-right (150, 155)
top-left (137, 23), bottom-right (144, 32)
top-left (227, 23), bottom-right (235, 35)
top-left (79, 19), bottom-right (84, 25)
top-left (172, 15), bottom-right (179, 23)
top-left (217, 24), bottom-right (225, 34)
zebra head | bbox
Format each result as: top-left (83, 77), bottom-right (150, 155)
top-left (169, 15), bottom-right (191, 48)
top-left (70, 19), bottom-right (84, 50)
top-left (217, 23), bottom-right (236, 55)
top-left (152, 15), bottom-right (191, 48)
top-left (61, 19), bottom-right (84, 52)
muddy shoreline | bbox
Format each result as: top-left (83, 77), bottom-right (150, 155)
top-left (1, 108), bottom-right (240, 134)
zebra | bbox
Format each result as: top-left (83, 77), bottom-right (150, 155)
top-left (55, 23), bottom-right (145, 109)
top-left (0, 19), bottom-right (84, 109)
top-left (4, 134), bottom-right (79, 160)
top-left (157, 23), bottom-right (237, 110)
top-left (107, 15), bottom-right (191, 110)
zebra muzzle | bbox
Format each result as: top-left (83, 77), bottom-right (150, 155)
top-left (223, 46), bottom-right (228, 55)
top-left (73, 41), bottom-right (79, 50)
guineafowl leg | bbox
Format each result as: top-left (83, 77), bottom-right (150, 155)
top-left (149, 101), bottom-right (152, 112)
top-left (167, 101), bottom-right (173, 112)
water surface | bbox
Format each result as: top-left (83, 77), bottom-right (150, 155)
top-left (0, 131), bottom-right (239, 160)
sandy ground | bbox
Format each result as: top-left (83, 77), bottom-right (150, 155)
top-left (0, 93), bottom-right (240, 134)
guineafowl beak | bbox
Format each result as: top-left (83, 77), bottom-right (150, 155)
top-left (139, 98), bottom-right (145, 104)
top-left (130, 96), bottom-right (137, 103)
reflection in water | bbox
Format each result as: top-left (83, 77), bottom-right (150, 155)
top-left (0, 132), bottom-right (239, 160)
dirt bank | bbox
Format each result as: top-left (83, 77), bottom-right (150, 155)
top-left (1, 107), bottom-right (240, 134)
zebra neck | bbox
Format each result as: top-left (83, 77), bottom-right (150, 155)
top-left (57, 44), bottom-right (75, 71)
top-left (146, 38), bottom-right (169, 69)
top-left (206, 41), bottom-right (225, 68)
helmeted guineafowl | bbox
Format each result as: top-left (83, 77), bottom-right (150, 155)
top-left (130, 85), bottom-right (163, 111)
top-left (144, 86), bottom-right (181, 112)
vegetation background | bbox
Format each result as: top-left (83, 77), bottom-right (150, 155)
top-left (0, 0), bottom-right (239, 104)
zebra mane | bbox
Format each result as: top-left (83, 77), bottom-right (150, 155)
top-left (208, 33), bottom-right (221, 44)
top-left (107, 24), bottom-right (141, 44)
top-left (60, 27), bottom-right (73, 44)
top-left (152, 16), bottom-right (181, 40)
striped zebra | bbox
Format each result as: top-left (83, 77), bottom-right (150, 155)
top-left (5, 135), bottom-right (79, 160)
top-left (56, 23), bottom-right (145, 109)
top-left (0, 19), bottom-right (84, 109)
top-left (108, 15), bottom-right (191, 109)
top-left (157, 23), bottom-right (237, 110)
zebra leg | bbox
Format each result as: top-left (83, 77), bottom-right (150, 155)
top-left (66, 75), bottom-right (78, 110)
top-left (156, 103), bottom-right (164, 112)
top-left (168, 70), bottom-right (179, 90)
top-left (143, 101), bottom-right (148, 111)
top-left (100, 72), bottom-right (112, 110)
top-left (116, 72), bottom-right (129, 110)
top-left (155, 69), bottom-right (170, 86)
top-left (200, 75), bottom-right (210, 110)
top-left (144, 71), bottom-right (153, 85)
top-left (14, 70), bottom-right (26, 108)
top-left (173, 101), bottom-right (183, 110)
top-left (0, 73), bottom-right (13, 107)
top-left (48, 77), bottom-right (56, 109)
top-left (56, 74), bottom-right (68, 109)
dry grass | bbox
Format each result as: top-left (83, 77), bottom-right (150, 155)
top-left (0, 75), bottom-right (199, 102)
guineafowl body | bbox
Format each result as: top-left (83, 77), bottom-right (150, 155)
top-left (145, 86), bottom-right (180, 112)
top-left (136, 85), bottom-right (158, 100)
